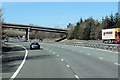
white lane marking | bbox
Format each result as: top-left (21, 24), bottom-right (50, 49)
top-left (75, 75), bottom-right (79, 79)
top-left (67, 65), bottom-right (70, 68)
top-left (41, 47), bottom-right (43, 48)
top-left (98, 57), bottom-right (103, 60)
top-left (57, 55), bottom-right (59, 57)
top-left (53, 52), bottom-right (55, 54)
top-left (50, 50), bottom-right (52, 52)
top-left (10, 44), bottom-right (28, 79)
top-left (82, 47), bottom-right (118, 53)
top-left (87, 53), bottom-right (90, 55)
top-left (61, 59), bottom-right (64, 61)
top-left (1, 55), bottom-right (3, 57)
top-left (83, 47), bottom-right (94, 49)
top-left (97, 49), bottom-right (113, 53)
top-left (114, 63), bottom-right (120, 66)
top-left (114, 52), bottom-right (119, 54)
top-left (44, 48), bottom-right (46, 49)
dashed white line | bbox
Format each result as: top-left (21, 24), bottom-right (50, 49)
top-left (61, 59), bottom-right (64, 61)
top-left (57, 55), bottom-right (59, 57)
top-left (98, 57), bottom-right (103, 60)
top-left (87, 53), bottom-right (90, 55)
top-left (75, 75), bottom-right (79, 79)
top-left (53, 52), bottom-right (55, 54)
top-left (114, 63), bottom-right (120, 66)
top-left (41, 47), bottom-right (43, 48)
top-left (67, 65), bottom-right (70, 68)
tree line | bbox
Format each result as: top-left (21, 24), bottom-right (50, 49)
top-left (67, 13), bottom-right (120, 40)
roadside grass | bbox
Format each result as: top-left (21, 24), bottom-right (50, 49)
top-left (3, 29), bottom-right (25, 36)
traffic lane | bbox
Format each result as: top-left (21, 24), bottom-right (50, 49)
top-left (2, 45), bottom-right (26, 79)
top-left (41, 43), bottom-right (118, 78)
top-left (14, 42), bottom-right (31, 50)
top-left (65, 45), bottom-right (118, 63)
top-left (16, 44), bottom-right (75, 78)
top-left (47, 43), bottom-right (118, 63)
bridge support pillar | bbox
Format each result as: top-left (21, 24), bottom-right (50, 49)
top-left (25, 28), bottom-right (30, 42)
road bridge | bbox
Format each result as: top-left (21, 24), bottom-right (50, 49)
top-left (2, 23), bottom-right (68, 41)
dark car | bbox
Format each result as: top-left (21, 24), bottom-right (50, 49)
top-left (39, 38), bottom-right (43, 41)
top-left (112, 40), bottom-right (120, 44)
top-left (30, 42), bottom-right (40, 50)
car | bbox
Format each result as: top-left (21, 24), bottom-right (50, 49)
top-left (112, 40), bottom-right (120, 44)
top-left (39, 38), bottom-right (43, 41)
top-left (30, 42), bottom-right (40, 50)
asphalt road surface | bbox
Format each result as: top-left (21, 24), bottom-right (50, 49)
top-left (2, 41), bottom-right (119, 80)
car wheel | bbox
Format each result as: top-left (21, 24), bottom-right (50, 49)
top-left (38, 46), bottom-right (40, 49)
top-left (30, 47), bottom-right (32, 50)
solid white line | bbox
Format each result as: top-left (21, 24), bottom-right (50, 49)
top-left (75, 75), bottom-right (79, 79)
top-left (61, 59), bottom-right (64, 61)
top-left (114, 63), bottom-right (120, 66)
top-left (10, 45), bottom-right (28, 79)
top-left (97, 49), bottom-right (113, 53)
top-left (114, 52), bottom-right (118, 54)
top-left (67, 65), bottom-right (70, 68)
top-left (82, 47), bottom-right (118, 53)
top-left (98, 57), bottom-right (103, 60)
top-left (83, 47), bottom-right (94, 49)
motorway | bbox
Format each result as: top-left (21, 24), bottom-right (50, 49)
top-left (2, 40), bottom-right (119, 80)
